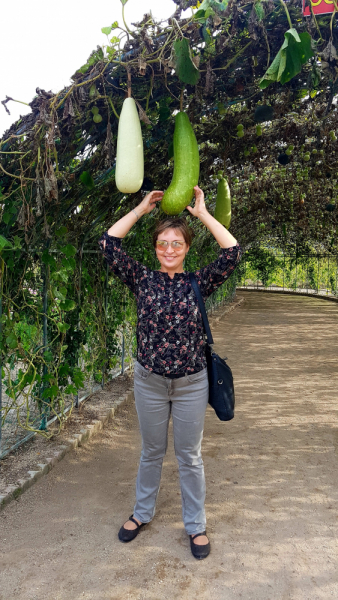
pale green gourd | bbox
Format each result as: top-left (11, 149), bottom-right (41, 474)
top-left (115, 98), bottom-right (144, 193)
top-left (161, 112), bottom-right (199, 215)
top-left (214, 177), bottom-right (231, 229)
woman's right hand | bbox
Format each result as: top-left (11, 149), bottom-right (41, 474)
top-left (137, 190), bottom-right (164, 216)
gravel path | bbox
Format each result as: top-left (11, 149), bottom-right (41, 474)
top-left (0, 291), bottom-right (337, 600)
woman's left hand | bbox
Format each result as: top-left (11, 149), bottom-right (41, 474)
top-left (186, 186), bottom-right (209, 219)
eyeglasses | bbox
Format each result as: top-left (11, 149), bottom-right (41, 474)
top-left (156, 240), bottom-right (185, 250)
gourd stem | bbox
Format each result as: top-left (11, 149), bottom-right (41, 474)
top-left (122, 4), bottom-right (133, 36)
top-left (279, 0), bottom-right (293, 30)
top-left (108, 97), bottom-right (120, 119)
top-left (127, 70), bottom-right (132, 98)
top-left (180, 89), bottom-right (184, 112)
top-left (311, 2), bottom-right (324, 41)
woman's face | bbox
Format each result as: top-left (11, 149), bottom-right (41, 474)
top-left (155, 228), bottom-right (189, 272)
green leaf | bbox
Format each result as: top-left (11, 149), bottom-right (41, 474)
top-left (65, 384), bottom-right (77, 395)
top-left (41, 250), bottom-right (57, 268)
top-left (110, 36), bottom-right (120, 46)
top-left (173, 38), bottom-right (200, 86)
top-left (260, 30), bottom-right (313, 89)
top-left (281, 32), bottom-right (313, 85)
top-left (61, 257), bottom-right (76, 271)
top-left (59, 365), bottom-right (70, 377)
top-left (194, 9), bottom-right (206, 19)
top-left (101, 26), bottom-right (112, 35)
top-left (199, 0), bottom-right (228, 13)
top-left (198, 0), bottom-right (211, 9)
top-left (60, 244), bottom-right (77, 258)
top-left (106, 47), bottom-right (117, 57)
top-left (72, 368), bottom-right (85, 389)
top-left (80, 171), bottom-right (95, 189)
top-left (68, 257), bottom-right (76, 269)
top-left (60, 299), bottom-right (76, 311)
top-left (120, 0), bottom-right (128, 4)
top-left (255, 1), bottom-right (265, 21)
top-left (6, 333), bottom-right (17, 349)
top-left (43, 350), bottom-right (53, 362)
top-left (56, 322), bottom-right (71, 333)
top-left (2, 212), bottom-right (11, 225)
top-left (13, 235), bottom-right (22, 249)
top-left (55, 226), bottom-right (68, 237)
top-left (42, 385), bottom-right (59, 399)
top-left (53, 286), bottom-right (66, 301)
top-left (112, 21), bottom-right (119, 29)
top-left (201, 24), bottom-right (211, 44)
top-left (0, 234), bottom-right (12, 250)
top-left (42, 373), bottom-right (53, 383)
top-left (159, 106), bottom-right (171, 122)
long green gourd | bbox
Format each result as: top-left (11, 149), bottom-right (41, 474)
top-left (115, 98), bottom-right (144, 194)
top-left (214, 177), bottom-right (231, 229)
top-left (161, 112), bottom-right (199, 215)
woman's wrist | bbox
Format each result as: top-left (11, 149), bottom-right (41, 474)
top-left (135, 204), bottom-right (147, 218)
top-left (197, 208), bottom-right (210, 222)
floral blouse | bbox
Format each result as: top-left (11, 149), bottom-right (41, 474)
top-left (98, 232), bottom-right (242, 375)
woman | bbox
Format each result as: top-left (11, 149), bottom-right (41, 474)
top-left (99, 186), bottom-right (242, 560)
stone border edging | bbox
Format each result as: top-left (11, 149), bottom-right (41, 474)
top-left (237, 287), bottom-right (338, 303)
top-left (209, 296), bottom-right (245, 325)
top-left (0, 389), bottom-right (134, 512)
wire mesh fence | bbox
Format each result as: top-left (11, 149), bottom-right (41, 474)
top-left (238, 250), bottom-right (338, 299)
top-left (0, 250), bottom-right (238, 460)
top-left (0, 244), bottom-right (136, 460)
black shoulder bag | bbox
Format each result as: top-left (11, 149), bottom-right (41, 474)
top-left (189, 273), bottom-right (235, 422)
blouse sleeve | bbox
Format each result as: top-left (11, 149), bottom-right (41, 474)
top-left (194, 243), bottom-right (243, 300)
top-left (98, 231), bottom-right (147, 296)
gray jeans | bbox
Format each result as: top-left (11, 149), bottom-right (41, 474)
top-left (133, 361), bottom-right (209, 535)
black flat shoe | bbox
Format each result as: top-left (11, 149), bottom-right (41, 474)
top-left (190, 532), bottom-right (210, 560)
top-left (118, 515), bottom-right (145, 543)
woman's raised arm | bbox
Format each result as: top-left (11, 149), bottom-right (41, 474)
top-left (107, 190), bottom-right (164, 239)
top-left (186, 186), bottom-right (238, 249)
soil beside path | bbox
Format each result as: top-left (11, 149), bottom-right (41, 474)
top-left (0, 291), bottom-right (337, 600)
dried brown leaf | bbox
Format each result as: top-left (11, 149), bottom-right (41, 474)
top-left (103, 122), bottom-right (113, 167)
top-left (135, 100), bottom-right (151, 125)
top-left (192, 55), bottom-right (201, 69)
top-left (321, 40), bottom-right (338, 63)
top-left (63, 96), bottom-right (75, 119)
top-left (138, 56), bottom-right (147, 76)
top-left (44, 161), bottom-right (58, 202)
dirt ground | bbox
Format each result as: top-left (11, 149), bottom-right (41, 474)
top-left (0, 376), bottom-right (133, 493)
top-left (0, 291), bottom-right (337, 600)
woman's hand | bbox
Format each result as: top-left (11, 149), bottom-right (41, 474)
top-left (137, 190), bottom-right (164, 216)
top-left (186, 186), bottom-right (209, 219)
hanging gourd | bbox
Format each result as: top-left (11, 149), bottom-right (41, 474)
top-left (214, 176), bottom-right (231, 229)
top-left (115, 97), bottom-right (144, 193)
top-left (161, 112), bottom-right (199, 215)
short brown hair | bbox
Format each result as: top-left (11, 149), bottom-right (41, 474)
top-left (152, 217), bottom-right (194, 248)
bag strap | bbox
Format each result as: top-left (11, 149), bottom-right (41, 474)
top-left (189, 272), bottom-right (214, 346)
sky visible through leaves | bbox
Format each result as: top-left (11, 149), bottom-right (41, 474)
top-left (0, 0), bottom-right (189, 136)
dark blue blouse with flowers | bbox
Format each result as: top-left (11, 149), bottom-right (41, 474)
top-left (98, 232), bottom-right (242, 375)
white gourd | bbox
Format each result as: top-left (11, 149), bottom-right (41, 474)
top-left (115, 98), bottom-right (144, 193)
